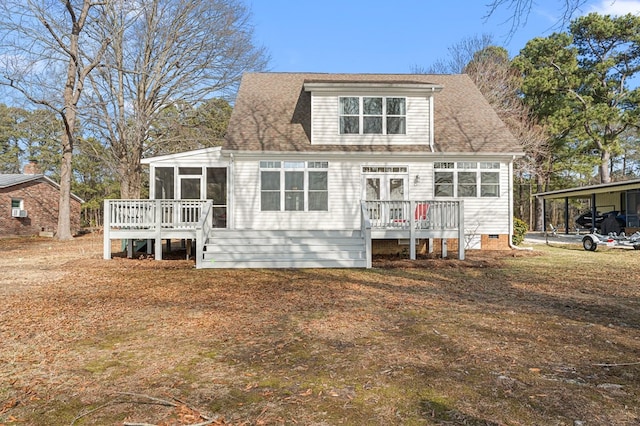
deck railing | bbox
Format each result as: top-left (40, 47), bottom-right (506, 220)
top-left (362, 199), bottom-right (465, 261)
top-left (104, 198), bottom-right (463, 263)
top-left (363, 200), bottom-right (461, 230)
top-left (105, 199), bottom-right (209, 229)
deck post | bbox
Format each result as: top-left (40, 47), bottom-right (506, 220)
top-left (103, 200), bottom-right (111, 260)
top-left (409, 200), bottom-right (416, 260)
top-left (364, 225), bottom-right (372, 268)
top-left (154, 199), bottom-right (163, 260)
top-left (127, 240), bottom-right (134, 258)
top-left (458, 200), bottom-right (465, 260)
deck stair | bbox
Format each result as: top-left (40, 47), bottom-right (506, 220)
top-left (199, 229), bottom-right (368, 268)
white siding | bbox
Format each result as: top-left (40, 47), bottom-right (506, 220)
top-left (233, 159), bottom-right (361, 230)
top-left (408, 162), bottom-right (511, 235)
top-left (232, 158), bottom-right (512, 236)
top-left (310, 93), bottom-right (431, 146)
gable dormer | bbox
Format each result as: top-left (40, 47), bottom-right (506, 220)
top-left (303, 80), bottom-right (443, 148)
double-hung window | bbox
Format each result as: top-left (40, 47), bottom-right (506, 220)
top-left (434, 162), bottom-right (500, 197)
top-left (260, 161), bottom-right (328, 211)
top-left (339, 97), bottom-right (406, 135)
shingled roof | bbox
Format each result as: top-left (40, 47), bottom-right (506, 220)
top-left (224, 72), bottom-right (523, 155)
top-left (0, 174), bottom-right (44, 188)
top-left (0, 173), bottom-right (84, 202)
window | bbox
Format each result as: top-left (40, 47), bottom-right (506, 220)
top-left (434, 162), bottom-right (500, 198)
top-left (339, 97), bottom-right (406, 135)
top-left (10, 199), bottom-right (24, 217)
top-left (340, 97), bottom-right (359, 134)
top-left (362, 166), bottom-right (408, 173)
top-left (458, 172), bottom-right (477, 197)
top-left (260, 161), bottom-right (328, 211)
top-left (363, 97), bottom-right (382, 134)
top-left (434, 171), bottom-right (454, 196)
top-left (481, 172), bottom-right (500, 197)
top-left (386, 98), bottom-right (406, 134)
top-left (154, 167), bottom-right (174, 199)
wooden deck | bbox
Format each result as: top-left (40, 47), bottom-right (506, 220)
top-left (103, 199), bottom-right (211, 260)
top-left (103, 199), bottom-right (465, 268)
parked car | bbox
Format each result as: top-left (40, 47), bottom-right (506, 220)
top-left (575, 210), bottom-right (626, 232)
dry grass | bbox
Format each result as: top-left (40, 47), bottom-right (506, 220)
top-left (0, 234), bottom-right (639, 425)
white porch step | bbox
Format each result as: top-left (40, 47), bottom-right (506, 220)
top-left (199, 229), bottom-right (367, 269)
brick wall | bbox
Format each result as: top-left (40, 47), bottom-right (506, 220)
top-left (481, 234), bottom-right (510, 250)
top-left (372, 234), bottom-right (511, 258)
top-left (0, 179), bottom-right (82, 237)
top-left (372, 239), bottom-right (428, 256)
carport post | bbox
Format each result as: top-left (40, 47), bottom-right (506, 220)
top-left (591, 193), bottom-right (597, 231)
top-left (564, 197), bottom-right (570, 234)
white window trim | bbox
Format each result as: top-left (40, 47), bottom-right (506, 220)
top-left (11, 198), bottom-right (24, 209)
top-left (434, 162), bottom-right (500, 198)
top-left (339, 96), bottom-right (406, 135)
top-left (260, 161), bottom-right (329, 212)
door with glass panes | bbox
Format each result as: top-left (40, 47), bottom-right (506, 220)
top-left (173, 167), bottom-right (227, 227)
top-left (363, 173), bottom-right (408, 224)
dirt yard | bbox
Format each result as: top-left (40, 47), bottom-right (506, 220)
top-left (1, 233), bottom-right (639, 425)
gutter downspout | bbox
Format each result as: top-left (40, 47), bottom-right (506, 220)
top-left (229, 152), bottom-right (234, 229)
top-left (429, 93), bottom-right (435, 152)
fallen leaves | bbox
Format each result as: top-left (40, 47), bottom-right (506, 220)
top-left (1, 235), bottom-right (640, 425)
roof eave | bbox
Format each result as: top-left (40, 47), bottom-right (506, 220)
top-left (303, 81), bottom-right (444, 93)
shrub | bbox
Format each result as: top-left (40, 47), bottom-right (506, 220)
top-left (512, 217), bottom-right (528, 245)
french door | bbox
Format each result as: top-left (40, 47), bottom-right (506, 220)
top-left (363, 173), bottom-right (408, 222)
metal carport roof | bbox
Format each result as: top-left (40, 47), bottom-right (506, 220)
top-left (534, 178), bottom-right (640, 234)
top-left (535, 178), bottom-right (640, 200)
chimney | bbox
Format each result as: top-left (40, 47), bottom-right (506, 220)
top-left (23, 159), bottom-right (41, 175)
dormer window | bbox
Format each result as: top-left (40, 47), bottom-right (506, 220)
top-left (339, 97), bottom-right (406, 135)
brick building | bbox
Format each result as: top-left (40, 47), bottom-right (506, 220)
top-left (0, 162), bottom-right (83, 237)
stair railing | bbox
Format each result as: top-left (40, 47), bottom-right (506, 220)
top-left (195, 200), bottom-right (214, 269)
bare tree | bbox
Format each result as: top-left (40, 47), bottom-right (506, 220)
top-left (485, 0), bottom-right (591, 37)
top-left (416, 36), bottom-right (549, 229)
top-left (412, 34), bottom-right (495, 74)
top-left (464, 45), bottom-right (548, 230)
top-left (0, 0), bottom-right (110, 240)
top-left (86, 0), bottom-right (268, 199)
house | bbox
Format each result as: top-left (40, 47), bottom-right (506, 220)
top-left (0, 161), bottom-right (83, 237)
top-left (103, 73), bottom-right (524, 268)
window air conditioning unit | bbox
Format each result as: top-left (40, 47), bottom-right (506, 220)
top-left (11, 208), bottom-right (27, 218)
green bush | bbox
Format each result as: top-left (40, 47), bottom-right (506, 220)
top-left (512, 217), bottom-right (528, 245)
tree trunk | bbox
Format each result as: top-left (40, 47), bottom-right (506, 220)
top-left (535, 173), bottom-right (545, 231)
top-left (600, 150), bottom-right (611, 183)
top-left (56, 137), bottom-right (74, 240)
top-left (119, 160), bottom-right (143, 199)
top-left (56, 16), bottom-right (81, 241)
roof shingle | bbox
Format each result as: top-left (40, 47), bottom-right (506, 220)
top-left (224, 72), bottom-right (523, 155)
top-left (0, 174), bottom-right (44, 188)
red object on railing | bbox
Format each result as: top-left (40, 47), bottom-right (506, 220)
top-left (415, 203), bottom-right (429, 220)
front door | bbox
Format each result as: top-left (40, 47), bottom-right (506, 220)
top-left (363, 173), bottom-right (408, 222)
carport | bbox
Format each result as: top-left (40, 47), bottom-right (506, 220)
top-left (535, 179), bottom-right (640, 235)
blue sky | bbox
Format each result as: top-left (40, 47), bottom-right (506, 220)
top-left (250, 0), bottom-right (640, 73)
